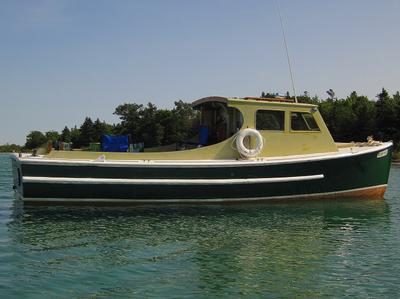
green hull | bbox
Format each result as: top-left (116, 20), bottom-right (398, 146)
top-left (11, 144), bottom-right (393, 204)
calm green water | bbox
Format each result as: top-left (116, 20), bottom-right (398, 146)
top-left (0, 154), bottom-right (399, 298)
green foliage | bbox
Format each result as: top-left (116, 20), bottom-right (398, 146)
top-left (25, 131), bottom-right (47, 149)
top-left (113, 102), bottom-right (144, 145)
top-left (318, 92), bottom-right (376, 142)
top-left (113, 100), bottom-right (199, 148)
top-left (350, 92), bottom-right (376, 141)
top-left (375, 88), bottom-right (399, 142)
top-left (0, 144), bottom-right (22, 153)
top-left (140, 103), bottom-right (163, 147)
top-left (261, 92), bottom-right (278, 98)
top-left (169, 100), bottom-right (200, 143)
top-left (70, 127), bottom-right (81, 148)
top-left (93, 119), bottom-right (113, 143)
top-left (60, 126), bottom-right (71, 142)
top-left (45, 131), bottom-right (60, 143)
top-left (78, 117), bottom-right (95, 147)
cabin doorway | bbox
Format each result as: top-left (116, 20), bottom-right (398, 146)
top-left (196, 102), bottom-right (243, 146)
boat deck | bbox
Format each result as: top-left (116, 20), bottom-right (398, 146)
top-left (12, 142), bottom-right (392, 167)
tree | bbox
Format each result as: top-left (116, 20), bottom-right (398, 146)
top-left (139, 102), bottom-right (165, 147)
top-left (25, 131), bottom-right (47, 149)
top-left (60, 126), bottom-right (71, 142)
top-left (260, 91), bottom-right (277, 98)
top-left (70, 126), bottom-right (81, 148)
top-left (113, 100), bottom-right (199, 148)
top-left (347, 91), bottom-right (376, 141)
top-left (156, 109), bottom-right (175, 144)
top-left (79, 117), bottom-right (95, 146)
top-left (172, 100), bottom-right (199, 142)
top-left (375, 88), bottom-right (398, 141)
top-left (45, 131), bottom-right (60, 143)
top-left (93, 118), bottom-right (112, 142)
top-left (331, 99), bottom-right (356, 141)
top-left (0, 144), bottom-right (22, 153)
top-left (45, 130), bottom-right (61, 149)
top-left (316, 91), bottom-right (377, 142)
top-left (326, 89), bottom-right (335, 100)
top-left (114, 102), bottom-right (143, 141)
top-left (377, 87), bottom-right (390, 102)
top-left (393, 91), bottom-right (400, 146)
top-left (393, 91), bottom-right (400, 102)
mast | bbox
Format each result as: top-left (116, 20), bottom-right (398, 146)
top-left (275, 0), bottom-right (298, 103)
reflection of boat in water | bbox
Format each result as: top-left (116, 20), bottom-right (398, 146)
top-left (8, 198), bottom-right (391, 244)
top-left (10, 96), bottom-right (392, 205)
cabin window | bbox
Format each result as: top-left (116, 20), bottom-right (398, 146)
top-left (291, 112), bottom-right (320, 131)
top-left (256, 110), bottom-right (284, 131)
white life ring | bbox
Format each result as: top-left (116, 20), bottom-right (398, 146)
top-left (236, 128), bottom-right (264, 158)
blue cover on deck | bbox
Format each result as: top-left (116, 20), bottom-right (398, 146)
top-left (101, 135), bottom-right (129, 152)
top-left (199, 126), bottom-right (209, 145)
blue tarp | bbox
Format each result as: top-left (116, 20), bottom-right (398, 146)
top-left (199, 126), bottom-right (209, 145)
top-left (101, 135), bottom-right (129, 152)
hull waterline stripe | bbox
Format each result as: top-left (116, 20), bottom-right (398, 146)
top-left (21, 184), bottom-right (387, 203)
top-left (23, 174), bottom-right (324, 185)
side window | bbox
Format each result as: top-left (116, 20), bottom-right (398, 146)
top-left (256, 110), bottom-right (285, 131)
top-left (291, 112), bottom-right (320, 131)
top-left (302, 113), bottom-right (320, 131)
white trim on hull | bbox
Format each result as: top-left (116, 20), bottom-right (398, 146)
top-left (23, 174), bottom-right (324, 185)
top-left (20, 184), bottom-right (387, 204)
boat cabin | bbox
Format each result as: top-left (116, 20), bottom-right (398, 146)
top-left (189, 96), bottom-right (337, 156)
top-left (46, 96), bottom-right (338, 160)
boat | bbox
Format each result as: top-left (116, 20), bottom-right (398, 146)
top-left (10, 96), bottom-right (393, 205)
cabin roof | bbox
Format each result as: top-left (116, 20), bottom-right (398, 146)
top-left (192, 96), bottom-right (228, 108)
top-left (192, 96), bottom-right (317, 108)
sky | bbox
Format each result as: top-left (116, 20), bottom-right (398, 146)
top-left (1, 0), bottom-right (399, 145)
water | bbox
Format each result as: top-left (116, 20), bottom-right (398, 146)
top-left (0, 154), bottom-right (399, 298)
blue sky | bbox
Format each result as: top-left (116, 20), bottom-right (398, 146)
top-left (1, 0), bottom-right (399, 145)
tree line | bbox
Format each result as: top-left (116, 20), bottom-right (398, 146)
top-left (1, 88), bottom-right (399, 154)
top-left (20, 100), bottom-right (199, 151)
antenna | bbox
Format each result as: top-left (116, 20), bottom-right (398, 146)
top-left (275, 0), bottom-right (297, 103)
